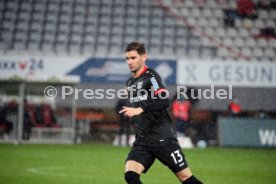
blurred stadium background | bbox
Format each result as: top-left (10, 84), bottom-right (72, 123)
top-left (0, 0), bottom-right (276, 183)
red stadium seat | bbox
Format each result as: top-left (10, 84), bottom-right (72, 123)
top-left (40, 104), bottom-right (61, 128)
top-left (25, 104), bottom-right (44, 128)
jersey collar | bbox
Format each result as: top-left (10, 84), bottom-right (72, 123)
top-left (134, 65), bottom-right (148, 78)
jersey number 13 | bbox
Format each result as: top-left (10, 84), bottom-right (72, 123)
top-left (170, 149), bottom-right (183, 164)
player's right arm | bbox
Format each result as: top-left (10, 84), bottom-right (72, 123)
top-left (119, 106), bottom-right (144, 118)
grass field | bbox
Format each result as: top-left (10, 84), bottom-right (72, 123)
top-left (0, 143), bottom-right (275, 184)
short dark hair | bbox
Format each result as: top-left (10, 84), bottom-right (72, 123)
top-left (125, 41), bottom-right (146, 55)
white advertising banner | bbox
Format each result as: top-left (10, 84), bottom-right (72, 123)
top-left (177, 59), bottom-right (276, 88)
top-left (0, 54), bottom-right (83, 82)
top-left (0, 54), bottom-right (177, 84)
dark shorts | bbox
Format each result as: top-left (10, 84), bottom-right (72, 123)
top-left (126, 139), bottom-right (188, 173)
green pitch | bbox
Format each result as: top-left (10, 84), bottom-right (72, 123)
top-left (0, 144), bottom-right (275, 184)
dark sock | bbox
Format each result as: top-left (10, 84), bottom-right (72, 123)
top-left (124, 171), bottom-right (142, 184)
top-left (182, 175), bottom-right (203, 184)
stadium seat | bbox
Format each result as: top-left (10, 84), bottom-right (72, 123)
top-left (191, 8), bottom-right (202, 18)
top-left (238, 28), bottom-right (250, 38)
top-left (201, 47), bottom-right (215, 59)
top-left (28, 42), bottom-right (41, 52)
top-left (252, 48), bottom-right (264, 59)
top-left (229, 1), bottom-right (237, 9)
top-left (188, 47), bottom-right (200, 58)
top-left (13, 42), bottom-right (26, 51)
top-left (162, 47), bottom-right (174, 55)
top-left (241, 48), bottom-right (252, 57)
top-left (20, 1), bottom-right (32, 11)
top-left (176, 35), bottom-right (187, 46)
top-left (217, 48), bottom-right (229, 58)
top-left (227, 28), bottom-right (238, 38)
top-left (202, 8), bottom-right (212, 18)
top-left (245, 38), bottom-right (256, 48)
top-left (185, 0), bottom-right (194, 8)
top-left (209, 19), bottom-right (220, 27)
top-left (255, 19), bottom-right (265, 29)
top-left (201, 37), bottom-right (212, 47)
top-left (149, 47), bottom-right (162, 55)
top-left (25, 104), bottom-right (44, 128)
top-left (258, 10), bottom-right (269, 19)
top-left (268, 39), bottom-right (276, 48)
top-left (204, 27), bottom-right (216, 37)
top-left (29, 32), bottom-right (41, 41)
top-left (40, 103), bottom-right (61, 128)
top-left (216, 28), bottom-right (226, 38)
top-left (198, 18), bottom-right (208, 27)
top-left (266, 20), bottom-right (276, 28)
top-left (41, 42), bottom-right (54, 53)
top-left (6, 1), bottom-right (18, 11)
top-left (270, 9), bottom-right (276, 19)
top-left (257, 38), bottom-right (268, 48)
top-left (250, 27), bottom-right (259, 36)
top-left (175, 46), bottom-right (187, 56)
top-left (180, 7), bottom-right (190, 16)
top-left (235, 19), bottom-right (243, 28)
top-left (242, 19), bottom-right (253, 29)
top-left (189, 37), bottom-right (201, 47)
top-left (33, 2), bottom-right (46, 12)
top-left (264, 48), bottom-right (274, 60)
top-left (233, 37), bottom-right (245, 48)
top-left (214, 9), bottom-right (223, 18)
top-left (187, 17), bottom-right (197, 26)
top-left (223, 38), bottom-right (233, 47)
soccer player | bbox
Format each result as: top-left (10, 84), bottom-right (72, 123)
top-left (119, 42), bottom-right (203, 184)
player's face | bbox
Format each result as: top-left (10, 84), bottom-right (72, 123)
top-left (125, 50), bottom-right (146, 74)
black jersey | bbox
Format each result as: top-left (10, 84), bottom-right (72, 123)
top-left (126, 66), bottom-right (177, 146)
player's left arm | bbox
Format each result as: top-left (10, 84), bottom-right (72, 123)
top-left (140, 73), bottom-right (169, 112)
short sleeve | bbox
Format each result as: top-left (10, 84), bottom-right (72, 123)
top-left (149, 72), bottom-right (167, 96)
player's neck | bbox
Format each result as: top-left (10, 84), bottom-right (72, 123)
top-left (133, 65), bottom-right (148, 78)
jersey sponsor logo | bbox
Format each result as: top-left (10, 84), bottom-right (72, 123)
top-left (127, 85), bottom-right (136, 91)
top-left (130, 95), bottom-right (147, 103)
top-left (150, 77), bottom-right (159, 90)
top-left (137, 82), bottom-right (143, 89)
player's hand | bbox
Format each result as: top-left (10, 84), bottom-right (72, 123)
top-left (119, 106), bottom-right (144, 118)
